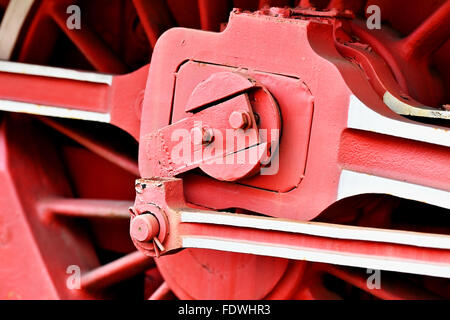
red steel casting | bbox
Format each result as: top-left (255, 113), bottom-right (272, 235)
top-left (0, 0), bottom-right (448, 300)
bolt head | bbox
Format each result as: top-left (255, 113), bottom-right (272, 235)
top-left (191, 127), bottom-right (214, 145)
top-left (229, 111), bottom-right (250, 129)
top-left (202, 128), bottom-right (214, 143)
top-left (130, 214), bottom-right (160, 242)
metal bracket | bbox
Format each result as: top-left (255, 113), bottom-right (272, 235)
top-left (142, 71), bottom-right (281, 181)
top-left (130, 177), bottom-right (450, 278)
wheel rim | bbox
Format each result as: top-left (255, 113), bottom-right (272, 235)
top-left (0, 0), bottom-right (448, 300)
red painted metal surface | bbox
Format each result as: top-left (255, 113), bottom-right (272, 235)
top-left (0, 0), bottom-right (448, 300)
top-left (140, 8), bottom-right (449, 222)
top-left (0, 115), bottom-right (98, 299)
top-left (130, 178), bottom-right (450, 267)
top-left (144, 71), bottom-right (281, 181)
top-left (362, 0), bottom-right (450, 106)
top-left (129, 177), bottom-right (450, 298)
top-left (0, 65), bottom-right (148, 140)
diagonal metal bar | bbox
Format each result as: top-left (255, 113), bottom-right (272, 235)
top-left (38, 198), bottom-right (132, 221)
top-left (81, 251), bottom-right (154, 291)
top-left (320, 264), bottom-right (441, 300)
top-left (401, 1), bottom-right (450, 59)
top-left (49, 3), bottom-right (128, 74)
top-left (148, 281), bottom-right (173, 300)
top-left (0, 0), bottom-right (35, 59)
top-left (132, 0), bottom-right (175, 48)
top-left (40, 117), bottom-right (139, 176)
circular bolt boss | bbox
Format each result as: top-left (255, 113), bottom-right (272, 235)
top-left (130, 213), bottom-right (160, 242)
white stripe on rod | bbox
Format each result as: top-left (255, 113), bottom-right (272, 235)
top-left (183, 237), bottom-right (450, 278)
top-left (0, 99), bottom-right (111, 123)
top-left (181, 210), bottom-right (450, 249)
top-left (0, 61), bottom-right (113, 85)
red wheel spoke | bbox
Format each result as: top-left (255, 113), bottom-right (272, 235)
top-left (132, 0), bottom-right (175, 48)
top-left (40, 117), bottom-right (139, 176)
top-left (148, 281), bottom-right (173, 300)
top-left (197, 0), bottom-right (230, 31)
top-left (49, 4), bottom-right (128, 74)
top-left (401, 1), bottom-right (450, 59)
top-left (38, 198), bottom-right (132, 221)
top-left (321, 265), bottom-right (441, 300)
top-left (81, 251), bottom-right (154, 291)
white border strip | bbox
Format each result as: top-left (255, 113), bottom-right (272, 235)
top-left (338, 170), bottom-right (450, 210)
top-left (182, 237), bottom-right (450, 278)
top-left (0, 61), bottom-right (113, 85)
top-left (181, 210), bottom-right (450, 249)
top-left (0, 99), bottom-right (111, 123)
top-left (0, 0), bottom-right (34, 60)
top-left (348, 95), bottom-right (449, 147)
